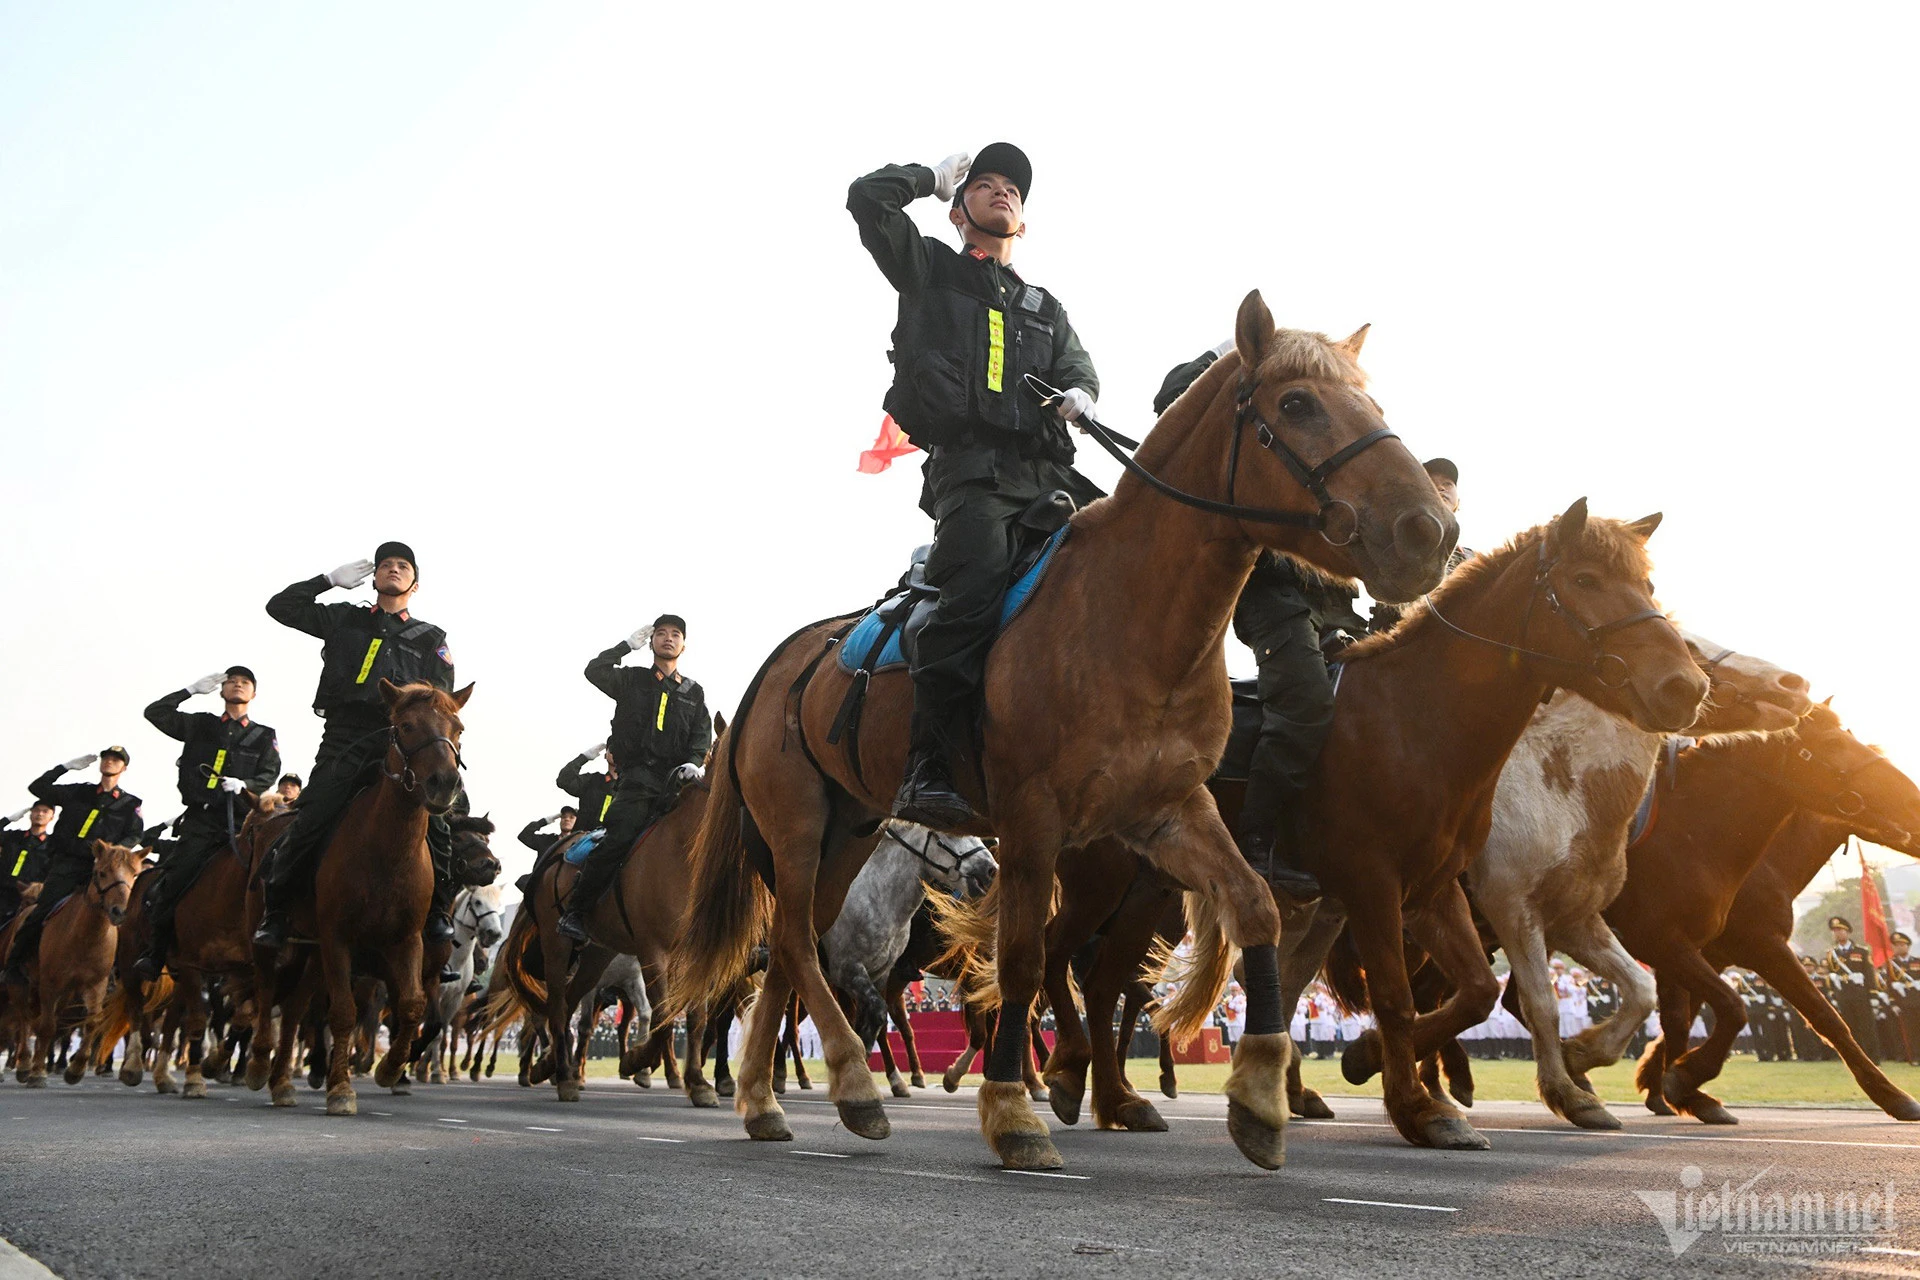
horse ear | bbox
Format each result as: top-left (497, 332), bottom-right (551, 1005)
top-left (1625, 512), bottom-right (1663, 541)
top-left (378, 678), bottom-right (403, 708)
top-left (1235, 289), bottom-right (1275, 369)
top-left (714, 712), bottom-right (727, 735)
top-left (92, 838), bottom-right (110, 859)
top-left (1548, 497), bottom-right (1589, 553)
top-left (1334, 323), bottom-right (1371, 360)
top-left (450, 682), bottom-right (474, 709)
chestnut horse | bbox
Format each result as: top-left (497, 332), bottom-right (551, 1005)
top-left (1608, 705), bottom-right (1920, 1122)
top-left (1167, 501), bottom-right (1707, 1150)
top-left (669, 293), bottom-right (1455, 1172)
top-left (245, 680), bottom-right (472, 1114)
top-left (22, 840), bottom-right (141, 1086)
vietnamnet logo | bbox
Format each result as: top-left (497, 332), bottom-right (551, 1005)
top-left (1635, 1165), bottom-right (1900, 1257)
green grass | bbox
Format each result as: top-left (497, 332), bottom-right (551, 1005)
top-left (572, 1052), bottom-right (1920, 1110)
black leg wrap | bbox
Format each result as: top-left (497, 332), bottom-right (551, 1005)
top-left (1243, 944), bottom-right (1284, 1037)
top-left (983, 1006), bottom-right (1027, 1083)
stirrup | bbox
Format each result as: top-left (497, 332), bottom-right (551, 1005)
top-left (252, 913), bottom-right (290, 948)
top-left (556, 910), bottom-right (588, 943)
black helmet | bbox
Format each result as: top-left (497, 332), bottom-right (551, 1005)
top-left (955, 142), bottom-right (1032, 206)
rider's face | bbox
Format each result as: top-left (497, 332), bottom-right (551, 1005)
top-left (954, 172), bottom-right (1023, 237)
top-left (375, 557), bottom-right (416, 596)
top-left (99, 755), bottom-right (127, 782)
top-left (1429, 473), bottom-right (1460, 513)
top-left (651, 626), bottom-right (685, 661)
top-left (222, 675), bottom-right (255, 704)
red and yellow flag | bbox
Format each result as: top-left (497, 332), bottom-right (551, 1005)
top-left (1860, 840), bottom-right (1895, 967)
top-left (857, 414), bottom-right (920, 474)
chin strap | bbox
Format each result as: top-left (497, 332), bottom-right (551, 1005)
top-left (959, 200), bottom-right (1017, 240)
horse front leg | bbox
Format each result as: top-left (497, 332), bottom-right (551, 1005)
top-left (318, 937), bottom-right (362, 1115)
top-left (1657, 944), bottom-right (1748, 1126)
top-left (682, 1001), bottom-right (718, 1108)
top-left (978, 813), bottom-right (1065, 1170)
top-left (734, 959), bottom-right (795, 1140)
top-left (1086, 885), bottom-right (1176, 1132)
top-left (1478, 902), bottom-right (1612, 1129)
top-left (1745, 936), bottom-right (1920, 1121)
top-left (888, 988), bottom-right (924, 1089)
top-left (179, 980), bottom-right (211, 1099)
top-left (375, 936), bottom-right (426, 1096)
top-left (1558, 913), bottom-right (1656, 1085)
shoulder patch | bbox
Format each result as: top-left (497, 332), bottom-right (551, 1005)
top-left (437, 643), bottom-right (453, 665)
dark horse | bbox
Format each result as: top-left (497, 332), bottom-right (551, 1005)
top-left (668, 292), bottom-right (1456, 1171)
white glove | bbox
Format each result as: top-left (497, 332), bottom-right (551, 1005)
top-left (327, 558), bottom-right (376, 589)
top-left (546, 812), bottom-right (564, 826)
top-left (930, 151), bottom-right (971, 202)
top-left (187, 672), bottom-right (225, 696)
top-left (218, 777), bottom-right (247, 795)
top-left (581, 743), bottom-right (607, 761)
top-left (4, 809), bottom-right (26, 824)
top-left (670, 763), bottom-right (704, 786)
top-left (627, 628), bottom-right (649, 651)
top-left (1055, 387), bottom-right (1095, 423)
top-left (63, 754), bottom-right (98, 772)
top-left (1209, 338), bottom-right (1235, 360)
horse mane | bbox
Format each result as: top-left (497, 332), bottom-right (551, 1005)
top-left (387, 682), bottom-right (463, 720)
top-left (448, 813), bottom-right (496, 837)
top-left (1338, 513), bottom-right (1656, 664)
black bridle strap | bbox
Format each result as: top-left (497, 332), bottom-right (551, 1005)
top-left (383, 727), bottom-right (463, 792)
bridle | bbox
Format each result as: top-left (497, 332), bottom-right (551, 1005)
top-left (887, 821), bottom-right (983, 883)
top-left (1708, 732), bottom-right (1911, 846)
top-left (89, 860), bottom-right (135, 915)
top-left (458, 892), bottom-right (505, 943)
top-left (1024, 373), bottom-right (1398, 542)
top-left (1425, 535), bottom-right (1670, 690)
top-left (382, 722), bottom-right (464, 793)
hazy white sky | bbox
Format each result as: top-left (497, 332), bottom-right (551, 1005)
top-left (3, 3), bottom-right (1916, 901)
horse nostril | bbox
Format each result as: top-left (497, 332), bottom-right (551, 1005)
top-left (1779, 672), bottom-right (1809, 693)
top-left (1393, 509), bottom-right (1445, 559)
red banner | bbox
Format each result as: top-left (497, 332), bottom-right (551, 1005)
top-left (858, 414), bottom-right (919, 474)
top-left (1860, 840), bottom-right (1895, 967)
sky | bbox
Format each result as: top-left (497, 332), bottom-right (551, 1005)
top-left (3, 3), bottom-right (1917, 906)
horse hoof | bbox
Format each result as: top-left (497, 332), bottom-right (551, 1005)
top-left (1159, 1073), bottom-right (1178, 1100)
top-left (910, 1074), bottom-right (926, 1089)
top-left (634, 1069), bottom-right (651, 1089)
top-left (745, 1110), bottom-right (793, 1142)
top-left (22, 1074), bottom-right (45, 1089)
top-left (373, 1062), bottom-right (402, 1091)
top-left (1688, 1100), bottom-right (1739, 1126)
top-left (1027, 1085), bottom-right (1049, 1104)
top-left (154, 1076), bottom-right (178, 1095)
top-left (716, 1078), bottom-right (735, 1098)
top-left (1296, 1089), bottom-right (1335, 1121)
top-left (556, 1080), bottom-right (582, 1103)
top-left (890, 1080), bottom-right (911, 1099)
top-left (183, 1081), bottom-right (208, 1100)
top-left (798, 1078), bottom-right (813, 1091)
top-left (212, 1067), bottom-right (233, 1085)
top-left (1419, 1115), bottom-right (1491, 1150)
top-left (63, 1065), bottom-right (86, 1086)
top-left (118, 1067), bottom-right (143, 1088)
top-left (1643, 1091), bottom-right (1676, 1116)
top-left (1449, 1085), bottom-right (1475, 1109)
top-left (990, 1128), bottom-right (1063, 1171)
top-left (688, 1083), bottom-right (719, 1109)
top-left (271, 1085), bottom-right (297, 1108)
top-left (244, 1061), bottom-right (269, 1092)
top-left (1565, 1100), bottom-right (1622, 1131)
top-left (1044, 1074), bottom-right (1084, 1126)
top-left (1113, 1098), bottom-right (1168, 1133)
top-left (1226, 1100), bottom-right (1286, 1170)
top-left (1884, 1096), bottom-right (1920, 1122)
top-left (326, 1092), bottom-right (357, 1116)
top-left (942, 1078), bottom-right (960, 1094)
top-left (836, 1098), bottom-right (891, 1140)
top-left (1340, 1034), bottom-right (1381, 1086)
top-left (390, 1079), bottom-right (412, 1097)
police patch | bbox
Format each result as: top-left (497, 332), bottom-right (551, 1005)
top-left (437, 643), bottom-right (453, 665)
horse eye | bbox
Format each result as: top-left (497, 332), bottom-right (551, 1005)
top-left (1279, 391), bottom-right (1315, 418)
top-left (1574, 572), bottom-right (1600, 589)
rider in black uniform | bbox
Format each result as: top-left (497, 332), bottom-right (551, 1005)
top-left (3, 749), bottom-right (144, 983)
top-left (0, 801), bottom-right (56, 926)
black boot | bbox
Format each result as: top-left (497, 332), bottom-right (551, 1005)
top-left (423, 910), bottom-right (455, 944)
top-left (132, 948), bottom-right (164, 981)
top-left (556, 909), bottom-right (589, 943)
top-left (252, 911), bottom-right (290, 949)
top-left (892, 746), bottom-right (975, 829)
top-left (1237, 829), bottom-right (1321, 902)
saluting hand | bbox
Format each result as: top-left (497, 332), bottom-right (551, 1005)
top-left (62, 754), bottom-right (98, 772)
top-left (327, 558), bottom-right (376, 589)
top-left (582, 743), bottom-right (607, 762)
top-left (187, 672), bottom-right (225, 696)
top-left (930, 151), bottom-right (972, 202)
top-left (626, 628), bottom-right (650, 651)
top-left (4, 809), bottom-right (26, 825)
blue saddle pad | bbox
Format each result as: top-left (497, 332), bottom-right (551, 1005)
top-left (562, 829), bottom-right (606, 866)
top-left (837, 526), bottom-right (1070, 675)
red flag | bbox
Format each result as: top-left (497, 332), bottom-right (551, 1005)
top-left (1859, 839), bottom-right (1895, 967)
top-left (858, 414), bottom-right (920, 474)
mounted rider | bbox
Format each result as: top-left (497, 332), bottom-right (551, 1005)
top-left (253, 543), bottom-right (464, 959)
top-left (0, 801), bottom-right (56, 926)
top-left (848, 143), bottom-right (1103, 826)
top-left (518, 807), bottom-right (576, 854)
top-left (132, 666), bottom-right (281, 979)
top-left (556, 742), bottom-right (618, 833)
top-left (3, 748), bottom-right (144, 984)
top-left (556, 616), bottom-right (710, 942)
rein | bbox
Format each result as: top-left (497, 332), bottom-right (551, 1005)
top-left (1704, 737), bottom-right (1911, 846)
top-left (1423, 538), bottom-right (1670, 689)
top-left (1024, 374), bottom-right (1396, 540)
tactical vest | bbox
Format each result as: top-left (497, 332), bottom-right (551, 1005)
top-left (175, 719), bottom-right (276, 806)
top-left (883, 253), bottom-right (1066, 451)
top-left (609, 677), bottom-right (704, 775)
top-left (314, 612), bottom-right (449, 713)
top-left (52, 791), bottom-right (142, 852)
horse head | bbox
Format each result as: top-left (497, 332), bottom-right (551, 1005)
top-left (90, 839), bottom-right (140, 925)
top-left (888, 823), bottom-right (995, 899)
top-left (1764, 701), bottom-right (1920, 853)
top-left (447, 812), bottom-right (501, 887)
top-left (1146, 290), bottom-right (1456, 601)
top-left (1681, 631), bottom-right (1813, 735)
top-left (379, 679), bottom-right (472, 815)
top-left (467, 883), bottom-right (507, 950)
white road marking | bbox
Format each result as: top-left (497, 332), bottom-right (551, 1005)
top-left (1002, 1169), bottom-right (1090, 1181)
top-left (1497, 1127), bottom-right (1920, 1152)
top-left (1861, 1247), bottom-right (1920, 1257)
top-left (1324, 1197), bottom-right (1459, 1213)
top-left (526, 1125), bottom-right (562, 1133)
top-left (635, 1135), bottom-right (685, 1144)
top-left (369, 1110), bottom-right (392, 1116)
top-left (791, 1150), bottom-right (849, 1159)
top-left (436, 1118), bottom-right (466, 1124)
top-left (891, 1169), bottom-right (991, 1184)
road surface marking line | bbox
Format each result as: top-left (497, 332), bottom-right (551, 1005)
top-left (1861, 1247), bottom-right (1920, 1258)
top-left (1499, 1127), bottom-right (1920, 1151)
top-left (636, 1136), bottom-right (685, 1144)
top-left (437, 1118), bottom-right (467, 1124)
top-left (526, 1126), bottom-right (563, 1132)
top-left (1003, 1169), bottom-right (1090, 1181)
top-left (791, 1150), bottom-right (849, 1159)
top-left (369, 1110), bottom-right (392, 1116)
top-left (892, 1169), bottom-right (991, 1183)
top-left (1324, 1198), bottom-right (1459, 1213)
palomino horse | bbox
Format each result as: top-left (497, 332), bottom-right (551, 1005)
top-left (669, 293), bottom-right (1455, 1171)
top-left (1696, 811), bottom-right (1919, 1118)
top-left (245, 680), bottom-right (472, 1115)
top-left (1167, 501), bottom-right (1707, 1150)
top-left (22, 840), bottom-right (140, 1087)
top-left (1606, 704), bottom-right (1920, 1122)
top-left (1457, 634), bottom-right (1809, 1128)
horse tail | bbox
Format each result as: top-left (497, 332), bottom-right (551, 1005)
top-left (1321, 923), bottom-right (1372, 1015)
top-left (663, 723), bottom-right (771, 1023)
top-left (90, 983), bottom-right (136, 1051)
top-left (1151, 890), bottom-right (1235, 1049)
top-left (928, 882), bottom-right (1000, 1006)
top-left (494, 905), bottom-right (545, 1018)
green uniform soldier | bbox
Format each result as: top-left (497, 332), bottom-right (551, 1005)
top-left (557, 616), bottom-right (710, 942)
top-left (849, 143), bottom-right (1104, 826)
top-left (3, 748), bottom-right (144, 983)
top-left (0, 801), bottom-right (56, 925)
top-left (1824, 915), bottom-right (1883, 1062)
top-left (133, 666), bottom-right (280, 979)
top-left (1886, 931), bottom-right (1919, 1064)
top-left (253, 543), bottom-right (462, 954)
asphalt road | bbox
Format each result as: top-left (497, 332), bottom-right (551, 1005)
top-left (3, 1069), bottom-right (1919, 1279)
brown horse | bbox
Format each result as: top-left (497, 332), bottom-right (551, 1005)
top-left (22, 840), bottom-right (141, 1087)
top-left (245, 680), bottom-right (471, 1115)
top-left (1169, 501), bottom-right (1706, 1150)
top-left (669, 293), bottom-right (1455, 1171)
top-left (1608, 705), bottom-right (1920, 1122)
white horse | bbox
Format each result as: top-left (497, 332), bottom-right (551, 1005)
top-left (820, 821), bottom-right (994, 1098)
top-left (1463, 631), bottom-right (1809, 1127)
top-left (419, 884), bottom-right (506, 1083)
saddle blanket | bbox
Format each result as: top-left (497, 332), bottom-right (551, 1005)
top-left (562, 829), bottom-right (607, 866)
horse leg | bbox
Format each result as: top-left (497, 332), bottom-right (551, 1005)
top-left (269, 964), bottom-right (315, 1107)
top-left (1436, 1034), bottom-right (1476, 1108)
top-left (537, 927), bottom-right (581, 1102)
top-left (976, 810), bottom-right (1066, 1170)
top-left (682, 1002), bottom-right (718, 1108)
top-left (377, 939), bottom-right (426, 1096)
top-left (785, 994), bottom-right (812, 1089)
top-left (1634, 971), bottom-right (1686, 1116)
top-left (873, 1002), bottom-right (909, 1099)
top-left (1744, 935), bottom-right (1920, 1121)
top-left (1491, 908), bottom-right (1614, 1129)
top-left (734, 959), bottom-right (796, 1141)
top-left (660, 1020), bottom-right (685, 1090)
top-left (1396, 888), bottom-right (1501, 1127)
top-left (179, 980), bottom-right (211, 1099)
top-left (1086, 885), bottom-right (1174, 1132)
top-left (1557, 913), bottom-right (1656, 1088)
top-left (1037, 879), bottom-right (1116, 1126)
top-left (941, 1021), bottom-right (979, 1093)
top-left (1654, 945), bottom-right (1745, 1125)
top-left (888, 988), bottom-right (924, 1089)
top-left (317, 935), bottom-right (362, 1116)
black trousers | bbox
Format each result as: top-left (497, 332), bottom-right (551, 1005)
top-left (1231, 587), bottom-right (1337, 845)
top-left (4, 855), bottom-right (89, 968)
top-left (263, 717), bottom-right (455, 919)
top-left (145, 803), bottom-right (239, 953)
top-left (566, 776), bottom-right (672, 911)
